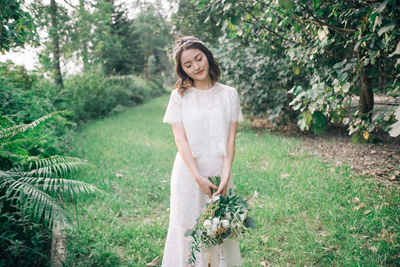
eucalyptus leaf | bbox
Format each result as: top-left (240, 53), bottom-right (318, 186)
top-left (244, 217), bottom-right (256, 229)
top-left (184, 229), bottom-right (193, 237)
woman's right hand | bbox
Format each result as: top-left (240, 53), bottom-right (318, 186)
top-left (195, 176), bottom-right (218, 199)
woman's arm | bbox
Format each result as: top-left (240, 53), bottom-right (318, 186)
top-left (171, 122), bottom-right (218, 198)
top-left (213, 121), bottom-right (239, 197)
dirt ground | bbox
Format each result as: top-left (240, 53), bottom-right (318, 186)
top-left (250, 118), bottom-right (400, 185)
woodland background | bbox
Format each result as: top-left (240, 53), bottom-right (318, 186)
top-left (1, 0), bottom-right (399, 266)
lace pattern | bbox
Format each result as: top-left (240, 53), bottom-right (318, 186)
top-left (163, 82), bottom-right (244, 158)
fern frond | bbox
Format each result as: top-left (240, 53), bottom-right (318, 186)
top-left (27, 155), bottom-right (89, 170)
top-left (25, 160), bottom-right (89, 178)
top-left (2, 175), bottom-right (71, 227)
top-left (18, 176), bottom-right (100, 196)
top-left (0, 148), bottom-right (29, 162)
top-left (0, 111), bottom-right (64, 140)
top-left (0, 115), bottom-right (15, 129)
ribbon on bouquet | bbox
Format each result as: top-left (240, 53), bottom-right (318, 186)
top-left (206, 236), bottom-right (228, 267)
top-left (207, 194), bottom-right (220, 203)
top-left (206, 194), bottom-right (226, 267)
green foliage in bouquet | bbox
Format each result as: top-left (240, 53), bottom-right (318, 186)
top-left (208, 175), bottom-right (221, 196)
top-left (184, 176), bottom-right (256, 264)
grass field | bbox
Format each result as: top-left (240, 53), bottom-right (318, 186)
top-left (66, 94), bottom-right (400, 266)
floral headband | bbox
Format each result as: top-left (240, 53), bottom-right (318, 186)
top-left (173, 39), bottom-right (205, 59)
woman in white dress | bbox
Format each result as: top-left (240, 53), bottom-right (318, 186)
top-left (162, 36), bottom-right (244, 267)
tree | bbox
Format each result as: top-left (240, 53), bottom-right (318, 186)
top-left (0, 0), bottom-right (38, 52)
top-left (168, 0), bottom-right (222, 43)
top-left (29, 0), bottom-right (73, 87)
top-left (49, 0), bottom-right (63, 88)
top-left (191, 0), bottom-right (399, 140)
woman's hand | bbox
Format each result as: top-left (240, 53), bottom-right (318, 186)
top-left (195, 176), bottom-right (219, 199)
top-left (213, 179), bottom-right (228, 197)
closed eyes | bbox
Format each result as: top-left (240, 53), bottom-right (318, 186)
top-left (184, 56), bottom-right (203, 68)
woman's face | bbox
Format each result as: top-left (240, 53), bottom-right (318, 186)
top-left (180, 48), bottom-right (210, 83)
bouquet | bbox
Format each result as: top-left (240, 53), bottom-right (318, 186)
top-left (184, 176), bottom-right (256, 264)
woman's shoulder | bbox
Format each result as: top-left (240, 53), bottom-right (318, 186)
top-left (170, 88), bottom-right (183, 98)
top-left (216, 82), bottom-right (237, 94)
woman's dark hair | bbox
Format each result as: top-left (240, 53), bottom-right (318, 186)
top-left (173, 36), bottom-right (221, 96)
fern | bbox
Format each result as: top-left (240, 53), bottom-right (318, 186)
top-left (0, 115), bottom-right (15, 129)
top-left (2, 174), bottom-right (71, 226)
top-left (18, 176), bottom-right (98, 196)
top-left (0, 113), bottom-right (100, 229)
top-left (0, 111), bottom-right (65, 140)
top-left (24, 157), bottom-right (90, 178)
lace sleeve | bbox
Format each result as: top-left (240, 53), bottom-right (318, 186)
top-left (230, 88), bottom-right (244, 122)
top-left (163, 89), bottom-right (183, 124)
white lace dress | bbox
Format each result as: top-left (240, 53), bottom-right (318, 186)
top-left (162, 82), bottom-right (244, 267)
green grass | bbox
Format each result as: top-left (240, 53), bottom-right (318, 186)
top-left (66, 94), bottom-right (400, 266)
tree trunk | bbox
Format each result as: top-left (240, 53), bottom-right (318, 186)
top-left (79, 0), bottom-right (89, 71)
top-left (50, 219), bottom-right (66, 267)
top-left (359, 70), bottom-right (374, 121)
top-left (50, 0), bottom-right (63, 89)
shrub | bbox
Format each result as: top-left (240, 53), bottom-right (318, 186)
top-left (0, 113), bottom-right (100, 266)
top-left (63, 71), bottom-right (166, 122)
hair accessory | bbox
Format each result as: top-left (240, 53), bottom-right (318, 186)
top-left (173, 39), bottom-right (205, 59)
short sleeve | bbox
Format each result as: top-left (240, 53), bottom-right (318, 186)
top-left (230, 88), bottom-right (244, 122)
top-left (163, 89), bottom-right (182, 124)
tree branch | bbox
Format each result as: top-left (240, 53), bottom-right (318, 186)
top-left (301, 4), bottom-right (356, 33)
top-left (242, 7), bottom-right (301, 45)
top-left (254, 0), bottom-right (306, 27)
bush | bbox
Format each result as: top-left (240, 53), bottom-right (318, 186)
top-left (0, 209), bottom-right (51, 267)
top-left (0, 62), bottom-right (73, 156)
top-left (63, 71), bottom-right (166, 122)
top-left (0, 113), bottom-right (100, 266)
top-left (0, 62), bottom-right (55, 124)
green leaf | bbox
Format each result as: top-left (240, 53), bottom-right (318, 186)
top-left (298, 111), bottom-right (312, 131)
top-left (228, 19), bottom-right (235, 31)
top-left (278, 0), bottom-right (290, 9)
top-left (338, 72), bottom-right (348, 81)
top-left (230, 15), bottom-right (241, 26)
top-left (378, 22), bottom-right (396, 36)
top-left (342, 83), bottom-right (351, 93)
top-left (375, 0), bottom-right (388, 14)
top-left (389, 42), bottom-right (400, 57)
top-left (293, 102), bottom-right (302, 111)
top-left (314, 0), bottom-right (320, 9)
top-left (311, 111), bottom-right (327, 135)
top-left (244, 216), bottom-right (256, 229)
top-left (184, 229), bottom-right (193, 237)
top-left (223, 3), bottom-right (232, 11)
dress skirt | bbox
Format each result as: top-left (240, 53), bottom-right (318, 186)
top-left (162, 152), bottom-right (243, 267)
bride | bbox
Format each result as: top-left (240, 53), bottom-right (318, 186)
top-left (162, 36), bottom-right (244, 267)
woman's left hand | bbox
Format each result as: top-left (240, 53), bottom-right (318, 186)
top-left (212, 180), bottom-right (228, 197)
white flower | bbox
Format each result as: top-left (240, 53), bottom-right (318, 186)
top-left (211, 225), bottom-right (218, 232)
top-left (222, 220), bottom-right (230, 228)
top-left (225, 213), bottom-right (232, 220)
top-left (212, 217), bottom-right (220, 226)
top-left (207, 229), bottom-right (216, 238)
top-left (203, 219), bottom-right (212, 230)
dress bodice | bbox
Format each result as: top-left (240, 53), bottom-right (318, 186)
top-left (163, 82), bottom-right (244, 158)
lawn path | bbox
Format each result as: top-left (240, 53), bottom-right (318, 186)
top-left (66, 94), bottom-right (400, 266)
